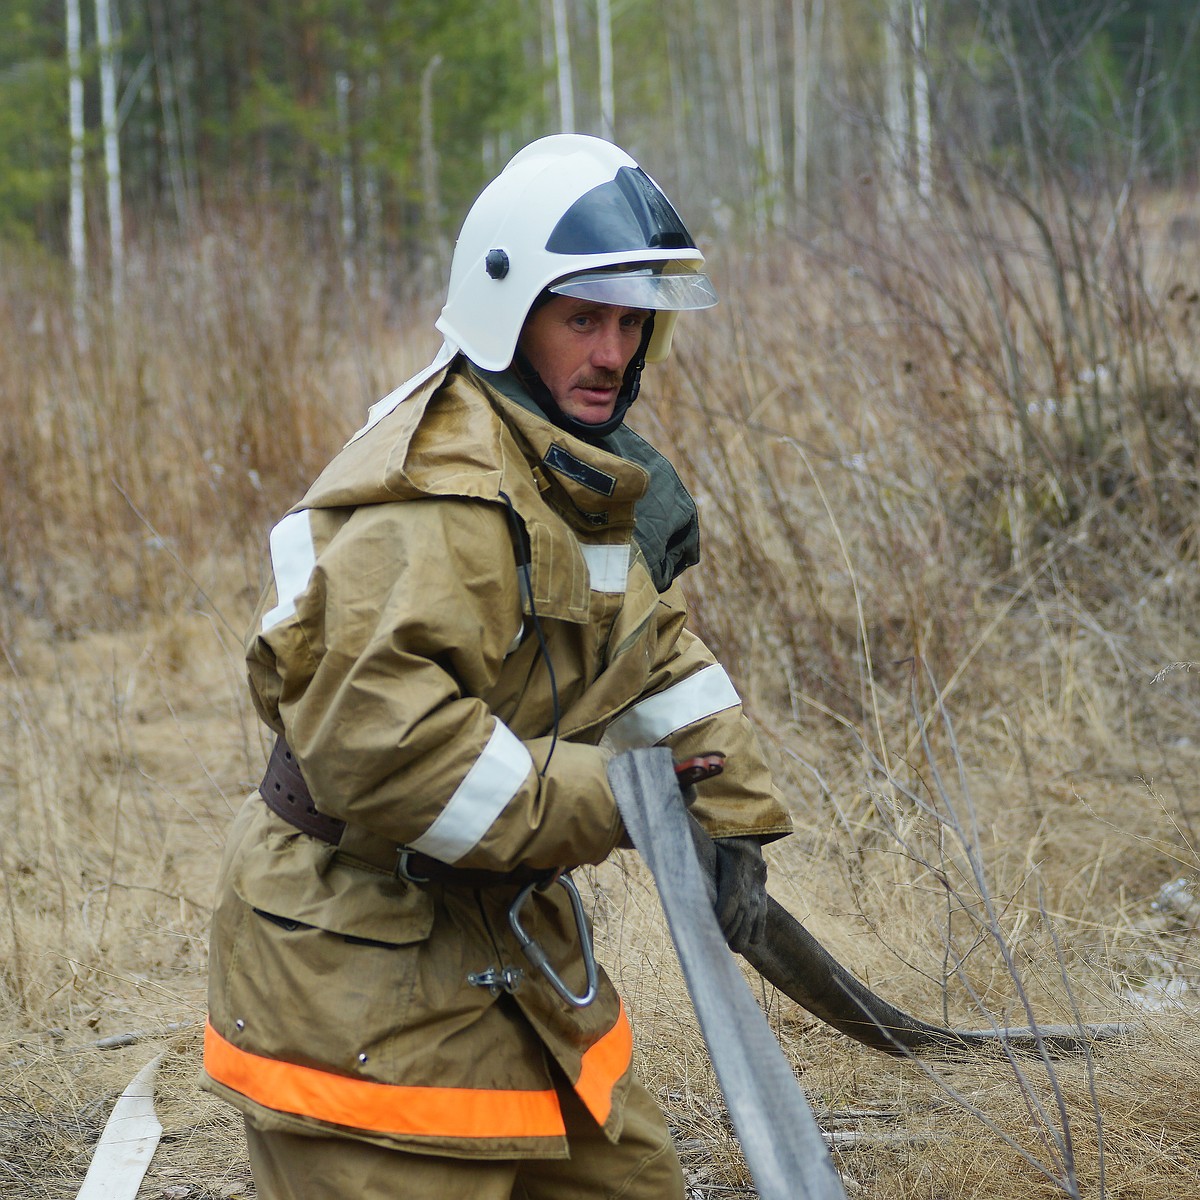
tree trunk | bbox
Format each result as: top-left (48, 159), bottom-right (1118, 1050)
top-left (912, 0), bottom-right (932, 200)
top-left (168, 0), bottom-right (199, 214)
top-left (420, 53), bottom-right (446, 280)
top-left (597, 0), bottom-right (614, 139)
top-left (96, 0), bottom-right (123, 309)
top-left (760, 0), bottom-right (785, 226)
top-left (823, 0), bottom-right (847, 191)
top-left (148, 0), bottom-right (190, 227)
top-left (737, 6), bottom-right (762, 228)
top-left (792, 0), bottom-right (825, 218)
top-left (792, 0), bottom-right (809, 213)
top-left (363, 69), bottom-right (383, 298)
top-left (336, 70), bottom-right (356, 283)
top-left (189, 0), bottom-right (209, 192)
top-left (693, 0), bottom-right (723, 187)
top-left (666, 24), bottom-right (690, 198)
top-left (551, 0), bottom-right (575, 133)
top-left (67, 0), bottom-right (87, 345)
top-left (538, 0), bottom-right (557, 134)
top-left (882, 0), bottom-right (908, 211)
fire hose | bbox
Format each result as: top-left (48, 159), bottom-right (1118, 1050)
top-left (606, 747), bottom-right (1127, 1200)
top-left (609, 747), bottom-right (847, 1200)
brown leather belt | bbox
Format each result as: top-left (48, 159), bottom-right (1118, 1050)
top-left (259, 736), bottom-right (347, 842)
top-left (258, 736), bottom-right (549, 888)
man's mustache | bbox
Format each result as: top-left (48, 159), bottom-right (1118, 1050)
top-left (576, 373), bottom-right (622, 390)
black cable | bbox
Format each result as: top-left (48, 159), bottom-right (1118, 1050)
top-left (499, 490), bottom-right (559, 776)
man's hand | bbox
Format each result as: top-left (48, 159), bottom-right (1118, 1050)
top-left (712, 836), bottom-right (768, 953)
top-left (674, 753), bottom-right (726, 788)
top-left (670, 753), bottom-right (767, 951)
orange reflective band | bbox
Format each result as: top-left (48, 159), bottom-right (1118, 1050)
top-left (204, 1020), bottom-right (565, 1140)
top-left (574, 1000), bottom-right (633, 1126)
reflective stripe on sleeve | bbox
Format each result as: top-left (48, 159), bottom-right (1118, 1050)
top-left (261, 511), bottom-right (316, 631)
top-left (409, 718), bottom-right (534, 864)
top-left (204, 1021), bottom-right (565, 1140)
top-left (579, 542), bottom-right (630, 594)
top-left (604, 664), bottom-right (741, 752)
top-left (573, 1000), bottom-right (633, 1126)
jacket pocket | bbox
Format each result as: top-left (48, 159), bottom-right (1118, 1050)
top-left (230, 797), bottom-right (435, 946)
top-left (208, 798), bottom-right (437, 1076)
top-left (213, 885), bottom-right (434, 1079)
top-left (213, 892), bottom-right (427, 1077)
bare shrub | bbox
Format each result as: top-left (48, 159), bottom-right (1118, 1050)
top-left (2, 181), bottom-right (1200, 1195)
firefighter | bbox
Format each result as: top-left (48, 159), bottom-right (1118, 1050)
top-left (203, 134), bottom-right (792, 1199)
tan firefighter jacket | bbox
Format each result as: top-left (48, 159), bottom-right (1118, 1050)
top-left (203, 358), bottom-right (792, 1159)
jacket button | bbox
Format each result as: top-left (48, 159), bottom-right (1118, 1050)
top-left (235, 1019), bottom-right (245, 1031)
top-left (358, 1053), bottom-right (369, 1064)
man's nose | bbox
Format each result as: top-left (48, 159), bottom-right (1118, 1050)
top-left (590, 320), bottom-right (628, 371)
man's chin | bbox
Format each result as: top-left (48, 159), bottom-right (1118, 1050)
top-left (561, 397), bottom-right (618, 425)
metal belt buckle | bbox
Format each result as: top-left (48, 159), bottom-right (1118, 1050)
top-left (507, 872), bottom-right (599, 1009)
top-left (394, 847), bottom-right (431, 884)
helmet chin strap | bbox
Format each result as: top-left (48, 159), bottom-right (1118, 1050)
top-left (512, 315), bottom-right (655, 444)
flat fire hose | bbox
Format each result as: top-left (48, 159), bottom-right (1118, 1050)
top-left (608, 748), bottom-right (848, 1200)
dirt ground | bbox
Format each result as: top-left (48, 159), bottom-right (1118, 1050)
top-left (4, 579), bottom-right (1200, 1198)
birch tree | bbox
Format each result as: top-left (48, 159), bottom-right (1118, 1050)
top-left (167, 0), bottom-right (199, 210)
top-left (336, 70), bottom-right (355, 282)
top-left (792, 0), bottom-right (825, 215)
top-left (147, 0), bottom-right (189, 227)
top-left (737, 6), bottom-right (763, 228)
top-left (911, 0), bottom-right (932, 201)
top-left (882, 0), bottom-right (908, 210)
top-left (759, 0), bottom-right (785, 226)
top-left (597, 0), bottom-right (614, 138)
top-left (67, 0), bottom-right (87, 344)
top-left (551, 0), bottom-right (575, 132)
top-left (419, 52), bottom-right (446, 276)
top-left (7, 0), bottom-right (1197, 262)
top-left (363, 69), bottom-right (383, 297)
top-left (666, 24), bottom-right (690, 195)
top-left (96, 0), bottom-right (123, 308)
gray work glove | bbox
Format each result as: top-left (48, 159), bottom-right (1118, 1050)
top-left (712, 836), bottom-right (768, 953)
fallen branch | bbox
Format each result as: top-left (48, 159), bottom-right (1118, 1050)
top-left (89, 1021), bottom-right (199, 1052)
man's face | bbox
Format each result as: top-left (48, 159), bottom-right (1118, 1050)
top-left (517, 295), bottom-right (652, 426)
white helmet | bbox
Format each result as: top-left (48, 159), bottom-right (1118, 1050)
top-left (436, 135), bottom-right (716, 371)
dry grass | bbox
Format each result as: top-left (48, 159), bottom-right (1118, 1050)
top-left (2, 184), bottom-right (1199, 1197)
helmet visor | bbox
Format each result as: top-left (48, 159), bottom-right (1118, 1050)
top-left (548, 267), bottom-right (718, 311)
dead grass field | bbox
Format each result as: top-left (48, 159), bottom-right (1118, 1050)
top-left (2, 188), bottom-right (1199, 1198)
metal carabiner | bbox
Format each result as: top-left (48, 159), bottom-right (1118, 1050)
top-left (507, 872), bottom-right (599, 1009)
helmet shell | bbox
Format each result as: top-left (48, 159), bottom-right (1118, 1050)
top-left (436, 135), bottom-right (709, 370)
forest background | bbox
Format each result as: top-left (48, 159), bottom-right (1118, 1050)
top-left (2, 1), bottom-right (1200, 1197)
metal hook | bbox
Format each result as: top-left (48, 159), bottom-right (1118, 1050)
top-left (508, 873), bottom-right (599, 1008)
